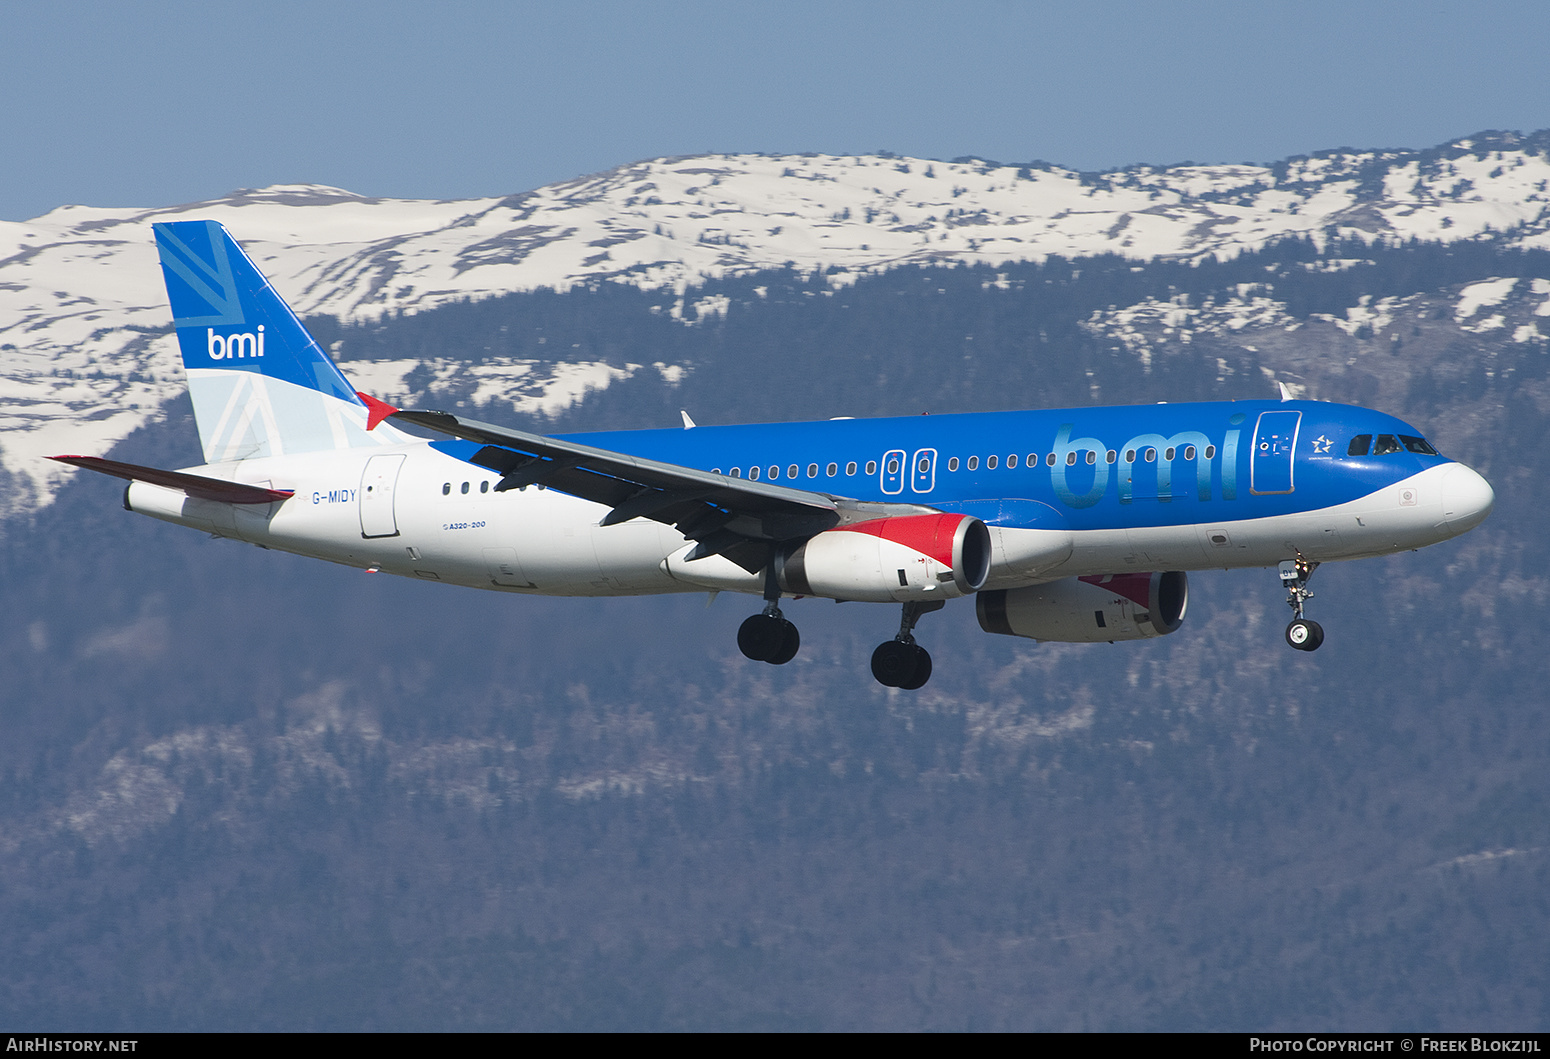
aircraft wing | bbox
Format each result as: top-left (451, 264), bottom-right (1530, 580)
top-left (388, 406), bottom-right (928, 571)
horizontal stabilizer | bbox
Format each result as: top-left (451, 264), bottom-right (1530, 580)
top-left (48, 456), bottom-right (294, 505)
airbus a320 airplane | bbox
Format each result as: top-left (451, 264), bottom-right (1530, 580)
top-left (53, 222), bottom-right (1494, 689)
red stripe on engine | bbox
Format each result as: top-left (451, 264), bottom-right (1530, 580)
top-left (834, 513), bottom-right (967, 568)
top-left (1079, 573), bottom-right (1153, 608)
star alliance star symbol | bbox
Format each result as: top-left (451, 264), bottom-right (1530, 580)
top-left (1312, 435), bottom-right (1332, 454)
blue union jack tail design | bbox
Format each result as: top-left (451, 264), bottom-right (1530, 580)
top-left (153, 220), bottom-right (404, 462)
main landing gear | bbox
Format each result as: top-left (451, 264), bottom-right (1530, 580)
top-left (738, 561), bottom-right (800, 665)
top-left (1279, 553), bottom-right (1325, 652)
top-left (734, 564), bottom-right (941, 688)
top-left (871, 600), bottom-right (944, 690)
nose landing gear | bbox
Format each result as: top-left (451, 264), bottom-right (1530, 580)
top-left (871, 600), bottom-right (943, 689)
top-left (1280, 554), bottom-right (1324, 652)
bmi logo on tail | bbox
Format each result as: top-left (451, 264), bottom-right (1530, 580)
top-left (206, 326), bottom-right (266, 360)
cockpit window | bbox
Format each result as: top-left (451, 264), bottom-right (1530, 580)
top-left (1347, 434), bottom-right (1371, 456)
top-left (1372, 434), bottom-right (1402, 455)
top-left (1400, 435), bottom-right (1438, 455)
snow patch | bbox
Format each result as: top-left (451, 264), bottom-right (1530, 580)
top-left (1455, 277), bottom-right (1518, 321)
top-left (11, 140), bottom-right (1550, 518)
top-left (346, 357), bottom-right (643, 420)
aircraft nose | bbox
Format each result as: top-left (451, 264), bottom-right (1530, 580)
top-left (1441, 463), bottom-right (1494, 533)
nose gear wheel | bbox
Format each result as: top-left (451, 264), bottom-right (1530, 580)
top-left (1279, 553), bottom-right (1324, 652)
top-left (1285, 618), bottom-right (1324, 651)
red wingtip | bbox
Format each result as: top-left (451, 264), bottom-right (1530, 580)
top-left (356, 392), bottom-right (399, 431)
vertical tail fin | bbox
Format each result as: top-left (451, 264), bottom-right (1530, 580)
top-left (153, 220), bottom-right (404, 462)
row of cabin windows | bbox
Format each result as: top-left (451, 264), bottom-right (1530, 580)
top-left (711, 445), bottom-right (1217, 481)
top-left (721, 461), bottom-right (871, 481)
top-left (425, 435), bottom-right (1434, 501)
top-left (441, 439), bottom-right (1241, 496)
top-left (1347, 434), bottom-right (1438, 457)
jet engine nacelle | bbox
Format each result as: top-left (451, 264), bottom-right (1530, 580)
top-left (780, 513), bottom-right (991, 603)
top-left (976, 571), bottom-right (1188, 642)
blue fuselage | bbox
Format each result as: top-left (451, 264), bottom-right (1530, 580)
top-left (527, 399), bottom-right (1445, 533)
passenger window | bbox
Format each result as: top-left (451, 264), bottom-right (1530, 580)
top-left (1401, 435), bottom-right (1439, 455)
top-left (1347, 434), bottom-right (1372, 456)
top-left (1144, 448), bottom-right (1157, 463)
top-left (1205, 445), bottom-right (1216, 459)
top-left (1373, 434), bottom-right (1401, 455)
top-left (987, 455), bottom-right (998, 469)
top-left (1027, 453), bottom-right (1039, 467)
top-left (917, 456), bottom-right (930, 473)
top-left (826, 462), bottom-right (837, 476)
top-left (1125, 449), bottom-right (1136, 463)
top-left (866, 461), bottom-right (877, 475)
top-left (847, 462), bottom-right (858, 475)
top-left (730, 467), bottom-right (741, 478)
top-left (461, 482), bottom-right (470, 494)
top-left (788, 464), bottom-right (799, 479)
top-left (807, 463), bottom-right (819, 478)
top-left (967, 456), bottom-right (979, 470)
top-left (442, 483), bottom-right (451, 495)
top-left (480, 481), bottom-right (489, 493)
top-left (1106, 450), bottom-right (1117, 464)
top-left (887, 458), bottom-right (900, 475)
top-left (1164, 447), bottom-right (1175, 461)
top-left (1184, 445), bottom-right (1196, 461)
top-left (769, 466), bottom-right (780, 480)
top-left (1045, 453), bottom-right (1056, 467)
top-left (1007, 454), bottom-right (1018, 468)
top-left (948, 457), bottom-right (959, 471)
top-left (1085, 451), bottom-right (1096, 465)
top-left (1065, 452), bottom-right (1077, 466)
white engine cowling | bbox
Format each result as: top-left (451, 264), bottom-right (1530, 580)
top-left (780, 513), bottom-right (991, 603)
top-left (976, 571), bottom-right (1188, 642)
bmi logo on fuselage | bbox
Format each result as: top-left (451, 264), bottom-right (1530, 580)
top-left (206, 326), bottom-right (265, 360)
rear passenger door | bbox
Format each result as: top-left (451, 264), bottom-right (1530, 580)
top-left (359, 454), bottom-right (407, 538)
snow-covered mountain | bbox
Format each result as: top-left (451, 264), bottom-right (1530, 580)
top-left (4, 130), bottom-right (1550, 518)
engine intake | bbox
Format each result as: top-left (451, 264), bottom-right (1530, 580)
top-left (976, 571), bottom-right (1188, 642)
top-left (781, 513), bottom-right (991, 603)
